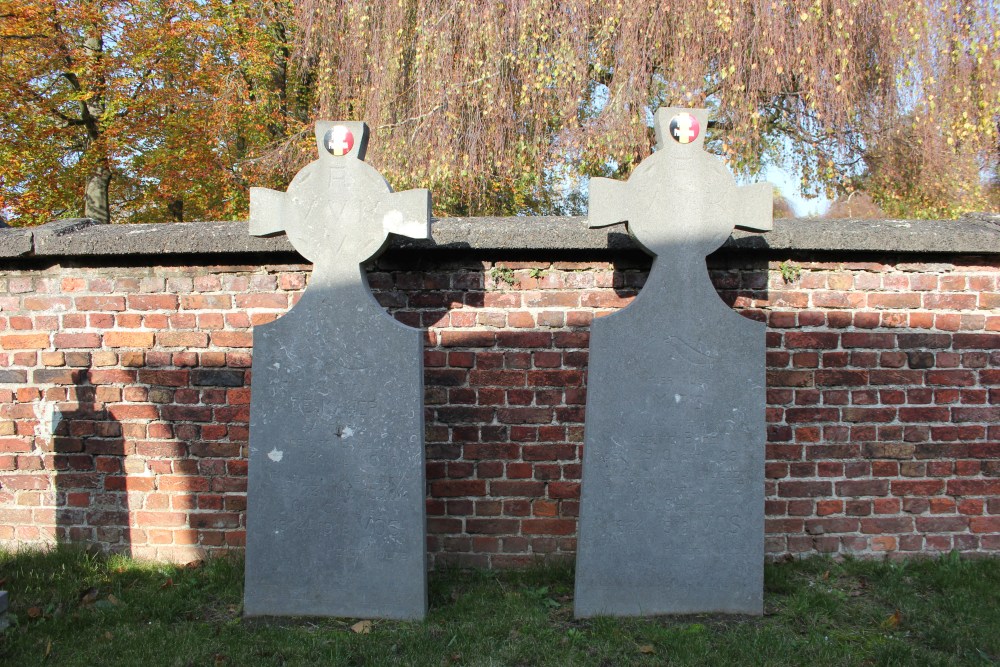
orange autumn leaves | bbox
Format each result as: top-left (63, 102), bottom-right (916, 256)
top-left (2, 1), bottom-right (998, 223)
top-left (0, 0), bottom-right (305, 224)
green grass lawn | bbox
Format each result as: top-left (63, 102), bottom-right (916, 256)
top-left (1, 547), bottom-right (998, 666)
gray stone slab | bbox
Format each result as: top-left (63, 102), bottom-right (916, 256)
top-left (6, 212), bottom-right (999, 261)
top-left (31, 219), bottom-right (295, 257)
top-left (244, 122), bottom-right (431, 620)
top-left (575, 108), bottom-right (770, 617)
top-left (0, 226), bottom-right (33, 257)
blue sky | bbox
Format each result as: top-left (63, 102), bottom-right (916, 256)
top-left (763, 165), bottom-right (831, 217)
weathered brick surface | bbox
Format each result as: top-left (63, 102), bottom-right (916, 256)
top-left (0, 256), bottom-right (998, 565)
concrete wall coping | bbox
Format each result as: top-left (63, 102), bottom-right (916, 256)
top-left (1, 213), bottom-right (998, 261)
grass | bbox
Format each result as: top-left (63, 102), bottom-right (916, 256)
top-left (1, 548), bottom-right (998, 666)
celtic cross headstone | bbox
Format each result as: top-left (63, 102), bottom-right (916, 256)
top-left (244, 122), bottom-right (431, 619)
top-left (575, 108), bottom-right (772, 616)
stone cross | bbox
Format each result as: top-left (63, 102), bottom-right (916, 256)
top-left (575, 107), bottom-right (772, 617)
top-left (244, 122), bottom-right (431, 620)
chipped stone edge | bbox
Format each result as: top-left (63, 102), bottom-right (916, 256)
top-left (1, 213), bottom-right (998, 260)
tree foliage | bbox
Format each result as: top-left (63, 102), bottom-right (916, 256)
top-left (1, 1), bottom-right (997, 223)
top-left (296, 0), bottom-right (999, 217)
top-left (0, 0), bottom-right (305, 225)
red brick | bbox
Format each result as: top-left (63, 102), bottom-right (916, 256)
top-left (491, 480), bottom-right (545, 496)
top-left (897, 407), bottom-right (951, 422)
top-left (860, 517), bottom-right (913, 533)
top-left (104, 331), bottom-right (155, 348)
top-left (923, 294), bottom-right (977, 310)
top-left (521, 518), bottom-right (576, 535)
top-left (235, 293), bottom-right (288, 309)
top-left (430, 480), bottom-right (487, 497)
top-left (778, 481), bottom-right (832, 497)
top-left (469, 370), bottom-right (525, 387)
top-left (496, 332), bottom-right (552, 348)
top-left (135, 511), bottom-right (187, 527)
top-left (527, 370), bottom-right (584, 387)
top-left (138, 369), bottom-right (190, 387)
top-left (891, 480), bottom-right (944, 495)
top-left (466, 518), bottom-right (518, 534)
top-left (129, 294), bottom-right (179, 310)
top-left (75, 296), bottom-right (126, 311)
top-left (157, 332), bottom-right (209, 348)
top-left (813, 291), bottom-right (865, 309)
top-left (839, 407), bottom-right (894, 423)
top-left (915, 516), bottom-right (969, 532)
top-left (767, 370), bottom-right (814, 387)
top-left (784, 332), bottom-right (840, 349)
top-left (440, 330), bottom-right (496, 347)
top-left (953, 407), bottom-right (1000, 422)
top-left (970, 517), bottom-right (1000, 533)
top-left (547, 482), bottom-right (580, 499)
top-left (948, 480), bottom-right (1000, 496)
top-left (815, 370), bottom-right (868, 386)
top-left (869, 370), bottom-right (924, 385)
top-left (836, 480), bottom-right (889, 496)
top-left (53, 333), bottom-right (102, 348)
top-left (785, 408), bottom-right (838, 423)
top-left (952, 333), bottom-right (1000, 349)
top-left (1, 333), bottom-right (49, 349)
top-left (497, 408), bottom-right (552, 424)
top-left (867, 293), bottom-right (920, 309)
top-left (210, 332), bottom-right (252, 348)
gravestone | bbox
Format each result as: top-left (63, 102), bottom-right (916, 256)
top-left (575, 108), bottom-right (772, 617)
top-left (244, 122), bottom-right (431, 619)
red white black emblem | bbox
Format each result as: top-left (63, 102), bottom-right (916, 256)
top-left (324, 125), bottom-right (355, 156)
top-left (668, 113), bottom-right (700, 144)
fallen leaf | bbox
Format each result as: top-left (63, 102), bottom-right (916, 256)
top-left (213, 654), bottom-right (228, 666)
top-left (104, 632), bottom-right (113, 640)
top-left (350, 620), bottom-right (372, 634)
top-left (638, 644), bottom-right (655, 654)
top-left (107, 594), bottom-right (121, 606)
top-left (822, 570), bottom-right (830, 580)
top-left (79, 587), bottom-right (99, 605)
top-left (44, 640), bottom-right (52, 659)
top-left (883, 610), bottom-right (902, 628)
top-left (160, 578), bottom-right (174, 590)
top-left (449, 653), bottom-right (462, 663)
top-left (27, 606), bottom-right (42, 619)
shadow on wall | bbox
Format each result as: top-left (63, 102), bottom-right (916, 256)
top-left (370, 248), bottom-right (771, 568)
top-left (36, 250), bottom-right (768, 566)
top-left (47, 369), bottom-right (132, 551)
top-left (46, 355), bottom-right (249, 562)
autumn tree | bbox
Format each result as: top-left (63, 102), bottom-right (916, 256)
top-left (0, 0), bottom-right (305, 225)
top-left (3, 1), bottom-right (996, 222)
top-left (288, 0), bottom-right (998, 217)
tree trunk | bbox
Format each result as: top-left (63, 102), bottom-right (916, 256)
top-left (84, 167), bottom-right (112, 223)
top-left (168, 199), bottom-right (183, 222)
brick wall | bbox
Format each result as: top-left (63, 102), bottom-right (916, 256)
top-left (0, 252), bottom-right (998, 564)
